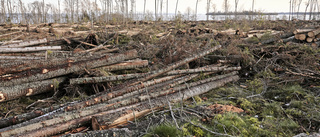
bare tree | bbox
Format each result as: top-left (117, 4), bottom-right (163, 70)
top-left (175, 0), bottom-right (179, 17)
top-left (297, 0), bottom-right (303, 18)
top-left (1, 0), bottom-right (5, 23)
top-left (206, 0), bottom-right (211, 21)
top-left (195, 0), bottom-right (200, 21)
top-left (144, 0), bottom-right (146, 18)
top-left (185, 7), bottom-right (192, 20)
top-left (234, 0), bottom-right (240, 20)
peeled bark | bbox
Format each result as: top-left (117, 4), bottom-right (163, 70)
top-left (0, 77), bottom-right (66, 102)
top-left (0, 50), bottom-right (138, 87)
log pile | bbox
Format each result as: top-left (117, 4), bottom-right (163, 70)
top-left (0, 26), bottom-right (241, 136)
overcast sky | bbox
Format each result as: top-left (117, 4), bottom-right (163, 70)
top-left (22, 0), bottom-right (308, 14)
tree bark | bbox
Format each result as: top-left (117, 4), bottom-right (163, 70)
top-left (0, 50), bottom-right (138, 87)
top-left (0, 75), bottom-right (239, 137)
top-left (130, 45), bottom-right (222, 86)
top-left (0, 46), bottom-right (61, 53)
top-left (0, 77), bottom-right (66, 102)
top-left (0, 38), bottom-right (48, 48)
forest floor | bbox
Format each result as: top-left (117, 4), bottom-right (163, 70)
top-left (0, 19), bottom-right (320, 137)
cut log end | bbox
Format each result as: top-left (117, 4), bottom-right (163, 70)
top-left (26, 89), bottom-right (33, 96)
top-left (0, 92), bottom-right (6, 102)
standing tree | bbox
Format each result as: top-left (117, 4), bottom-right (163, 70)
top-left (175, 0), bottom-right (179, 17)
top-left (143, 0), bottom-right (146, 19)
top-left (195, 0), bottom-right (200, 21)
top-left (185, 7), bottom-right (192, 20)
top-left (206, 0), bottom-right (211, 21)
top-left (223, 0), bottom-right (230, 19)
top-left (234, 0), bottom-right (240, 19)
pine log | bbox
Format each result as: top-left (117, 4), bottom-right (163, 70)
top-left (99, 59), bottom-right (148, 71)
top-left (130, 45), bottom-right (222, 86)
top-left (0, 50), bottom-right (138, 87)
top-left (91, 108), bottom-right (155, 130)
top-left (70, 66), bottom-right (239, 85)
top-left (61, 128), bottom-right (137, 137)
top-left (293, 29), bottom-right (314, 34)
top-left (0, 31), bottom-right (22, 38)
top-left (2, 75), bottom-right (239, 137)
top-left (306, 37), bottom-right (314, 43)
top-left (0, 77), bottom-right (66, 102)
top-left (0, 38), bottom-right (48, 48)
top-left (70, 73), bottom-right (148, 84)
top-left (260, 32), bottom-right (293, 45)
top-left (295, 34), bottom-right (307, 41)
top-left (79, 44), bottom-right (112, 53)
top-left (0, 46), bottom-right (61, 53)
top-left (307, 28), bottom-right (320, 37)
top-left (282, 36), bottom-right (295, 43)
top-left (0, 56), bottom-right (44, 60)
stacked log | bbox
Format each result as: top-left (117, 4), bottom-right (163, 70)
top-left (0, 45), bottom-right (241, 136)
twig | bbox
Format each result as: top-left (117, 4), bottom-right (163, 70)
top-left (166, 96), bottom-right (179, 129)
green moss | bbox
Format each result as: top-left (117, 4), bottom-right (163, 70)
top-left (144, 123), bottom-right (183, 137)
top-left (213, 112), bottom-right (266, 136)
top-left (246, 78), bottom-right (264, 94)
top-left (246, 36), bottom-right (259, 44)
top-left (237, 98), bottom-right (255, 114)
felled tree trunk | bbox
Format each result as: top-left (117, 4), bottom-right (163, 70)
top-left (0, 77), bottom-right (66, 102)
top-left (0, 75), bottom-right (239, 137)
top-left (0, 50), bottom-right (138, 87)
top-left (0, 38), bottom-right (48, 48)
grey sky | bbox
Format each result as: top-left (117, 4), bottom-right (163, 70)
top-left (22, 0), bottom-right (308, 14)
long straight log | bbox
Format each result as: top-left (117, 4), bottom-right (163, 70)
top-left (0, 31), bottom-right (22, 38)
top-left (0, 76), bottom-right (180, 133)
top-left (293, 29), bottom-right (314, 34)
top-left (0, 77), bottom-right (66, 102)
top-left (0, 38), bottom-right (48, 48)
top-left (69, 66), bottom-right (240, 85)
top-left (99, 59), bottom-right (148, 71)
top-left (70, 73), bottom-right (148, 84)
top-left (130, 45), bottom-right (222, 86)
top-left (0, 56), bottom-right (44, 60)
top-left (0, 46), bottom-right (61, 53)
top-left (61, 128), bottom-right (138, 137)
top-left (0, 50), bottom-right (138, 87)
top-left (4, 75), bottom-right (239, 137)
